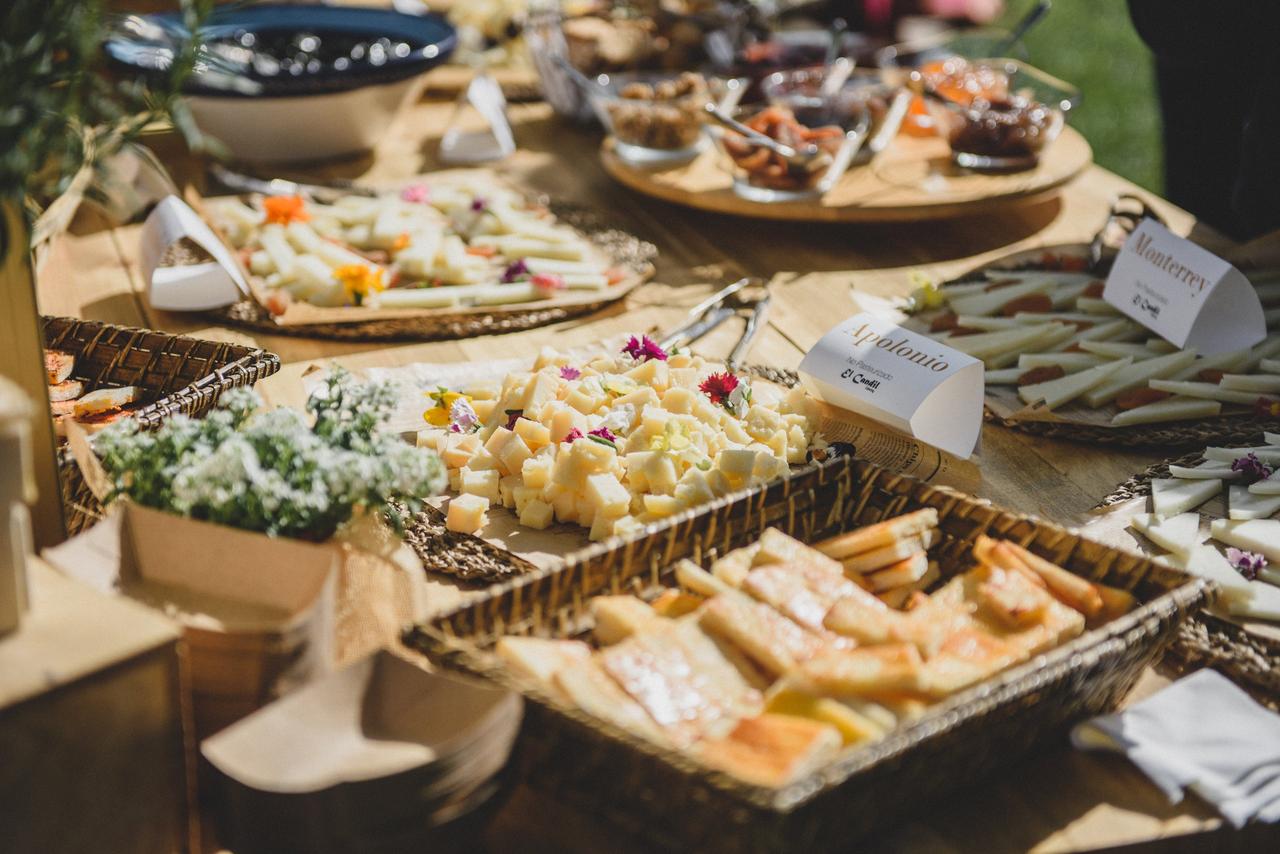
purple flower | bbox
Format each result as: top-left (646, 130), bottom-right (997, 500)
top-left (560, 365), bottom-right (581, 380)
top-left (501, 259), bottom-right (529, 283)
top-left (622, 335), bottom-right (667, 363)
top-left (562, 428), bottom-right (583, 444)
top-left (447, 398), bottom-right (478, 433)
top-left (588, 426), bottom-right (618, 444)
top-left (1231, 452), bottom-right (1273, 484)
top-left (1227, 547), bottom-right (1266, 581)
top-left (470, 197), bottom-right (487, 212)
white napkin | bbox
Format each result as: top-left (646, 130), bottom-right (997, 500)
top-left (1072, 669), bottom-right (1280, 827)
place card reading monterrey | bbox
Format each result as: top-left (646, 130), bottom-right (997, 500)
top-left (799, 313), bottom-right (983, 459)
top-left (1103, 219), bottom-right (1265, 355)
top-left (142, 195), bottom-right (249, 311)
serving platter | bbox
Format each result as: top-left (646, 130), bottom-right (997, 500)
top-left (600, 125), bottom-right (1092, 223)
top-left (192, 169), bottom-right (655, 342)
top-left (900, 242), bottom-right (1280, 447)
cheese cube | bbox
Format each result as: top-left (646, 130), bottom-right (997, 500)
top-left (589, 513), bottom-right (617, 542)
top-left (471, 399), bottom-right (496, 422)
top-left (522, 455), bottom-right (554, 489)
top-left (615, 386), bottom-right (660, 412)
top-left (466, 448), bottom-right (500, 472)
top-left (722, 419), bottom-right (751, 445)
top-left (643, 494), bottom-right (682, 518)
top-left (640, 404), bottom-right (671, 432)
top-left (499, 475), bottom-right (522, 509)
top-left (719, 449), bottom-right (759, 481)
top-left (667, 353), bottom-right (693, 369)
top-left (484, 426), bottom-right (515, 457)
top-left (624, 452), bottom-right (653, 491)
top-left (439, 435), bottom-right (477, 469)
top-left (566, 386), bottom-right (606, 415)
top-left (548, 405), bottom-right (585, 443)
top-left (532, 345), bottom-right (561, 371)
top-left (514, 417), bottom-right (551, 450)
top-left (519, 371), bottom-right (560, 413)
top-left (550, 489), bottom-right (578, 523)
top-left (498, 433), bottom-right (534, 476)
top-left (669, 368), bottom-right (700, 388)
top-left (662, 386), bottom-right (697, 414)
top-left (446, 494), bottom-right (489, 534)
top-left (586, 473), bottom-right (631, 519)
top-left (518, 499), bottom-right (555, 530)
top-left (462, 380), bottom-right (500, 400)
top-left (745, 405), bottom-right (784, 440)
top-left (675, 469), bottom-right (716, 506)
top-left (513, 485), bottom-right (541, 515)
top-left (625, 359), bottom-right (669, 390)
top-left (448, 470), bottom-right (462, 493)
top-left (460, 468), bottom-right (501, 503)
top-left (643, 453), bottom-right (679, 495)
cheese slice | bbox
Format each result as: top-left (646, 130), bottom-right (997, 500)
top-left (1203, 446), bottom-right (1280, 464)
top-left (1248, 475), bottom-right (1280, 495)
top-left (943, 323), bottom-right (1065, 361)
top-left (985, 368), bottom-right (1023, 385)
top-left (1078, 340), bottom-right (1162, 359)
top-left (1228, 484), bottom-right (1280, 519)
top-left (1259, 359), bottom-right (1280, 374)
top-left (1266, 431), bottom-right (1280, 445)
top-left (1147, 380), bottom-right (1262, 406)
top-left (1169, 348), bottom-right (1250, 381)
top-left (1238, 335), bottom-right (1280, 372)
top-left (1050, 318), bottom-right (1140, 352)
top-left (1227, 580), bottom-right (1280, 622)
top-left (1018, 358), bottom-right (1131, 409)
top-left (956, 315), bottom-right (1025, 330)
top-left (1151, 477), bottom-right (1221, 518)
top-left (984, 270), bottom-right (1095, 288)
top-left (1219, 374), bottom-right (1280, 393)
top-left (947, 280), bottom-right (1057, 317)
top-left (1166, 545), bottom-right (1254, 606)
top-left (1168, 460), bottom-right (1241, 480)
top-left (1210, 518), bottom-right (1280, 563)
top-left (1075, 296), bottom-right (1123, 315)
top-left (1110, 397), bottom-right (1221, 427)
top-left (1013, 311), bottom-right (1102, 326)
top-left (1018, 352), bottom-right (1108, 373)
top-left (1145, 338), bottom-right (1178, 353)
top-left (986, 324), bottom-right (1076, 368)
top-left (1129, 511), bottom-right (1205, 556)
top-left (1083, 350), bottom-right (1198, 408)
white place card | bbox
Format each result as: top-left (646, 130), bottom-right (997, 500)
top-left (1103, 219), bottom-right (1265, 355)
top-left (141, 195), bottom-right (249, 311)
top-left (798, 313), bottom-right (984, 459)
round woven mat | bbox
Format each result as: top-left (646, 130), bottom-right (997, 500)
top-left (995, 413), bottom-right (1280, 450)
top-left (1099, 439), bottom-right (1280, 705)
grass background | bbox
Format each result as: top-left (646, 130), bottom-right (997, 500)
top-left (995, 0), bottom-right (1163, 193)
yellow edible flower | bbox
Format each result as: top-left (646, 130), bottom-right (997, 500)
top-left (423, 388), bottom-right (471, 426)
top-left (334, 264), bottom-right (386, 306)
top-left (906, 271), bottom-right (944, 314)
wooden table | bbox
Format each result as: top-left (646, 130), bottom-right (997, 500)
top-left (36, 100), bottom-right (1270, 852)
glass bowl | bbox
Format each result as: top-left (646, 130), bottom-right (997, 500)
top-left (760, 67), bottom-right (906, 164)
top-left (917, 58), bottom-right (1080, 172)
top-left (587, 71), bottom-right (717, 166)
top-left (707, 97), bottom-right (869, 204)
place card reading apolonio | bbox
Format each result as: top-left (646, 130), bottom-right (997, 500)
top-left (142, 195), bottom-right (249, 311)
top-left (1103, 219), bottom-right (1265, 355)
top-left (798, 313), bottom-right (983, 459)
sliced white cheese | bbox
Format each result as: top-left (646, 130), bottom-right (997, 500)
top-left (1168, 460), bottom-right (1242, 480)
top-left (956, 315), bottom-right (1025, 331)
top-left (1013, 311), bottom-right (1101, 326)
top-left (1248, 473), bottom-right (1280, 495)
top-left (1267, 431), bottom-right (1280, 445)
top-left (1078, 340), bottom-right (1162, 359)
top-left (1018, 358), bottom-right (1131, 409)
top-left (1110, 397), bottom-right (1220, 427)
top-left (944, 323), bottom-right (1067, 362)
top-left (1228, 484), bottom-right (1280, 520)
top-left (1169, 348), bottom-right (1250, 381)
top-left (983, 270), bottom-right (1095, 287)
top-left (1049, 280), bottom-right (1094, 308)
top-left (1227, 581), bottom-right (1280, 622)
top-left (1219, 373), bottom-right (1280, 393)
top-left (1210, 518), bottom-right (1280, 563)
top-left (1145, 338), bottom-right (1178, 353)
top-left (947, 280), bottom-right (1057, 317)
top-left (984, 368), bottom-right (1023, 385)
top-left (1147, 380), bottom-right (1262, 406)
top-left (1075, 296), bottom-right (1123, 315)
top-left (1151, 476), bottom-right (1222, 518)
top-left (1129, 511), bottom-right (1205, 556)
top-left (986, 324), bottom-right (1076, 368)
top-left (1239, 335), bottom-right (1280, 372)
top-left (369, 287), bottom-right (461, 309)
top-left (1018, 352), bottom-right (1108, 373)
top-left (1083, 350), bottom-right (1198, 408)
top-left (1203, 446), bottom-right (1280, 464)
top-left (1166, 545), bottom-right (1254, 606)
top-left (1259, 359), bottom-right (1280, 375)
top-left (1050, 318), bottom-right (1140, 352)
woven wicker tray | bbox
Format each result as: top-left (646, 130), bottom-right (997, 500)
top-left (1099, 441), bottom-right (1280, 709)
top-left (47, 316), bottom-right (281, 536)
top-left (202, 183), bottom-right (657, 343)
top-left (409, 456), bottom-right (1209, 851)
top-left (912, 241), bottom-right (1280, 449)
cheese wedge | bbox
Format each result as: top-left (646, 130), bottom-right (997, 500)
top-left (1018, 352), bottom-right (1108, 373)
top-left (1078, 340), bottom-right (1162, 359)
top-left (1129, 512), bottom-right (1204, 556)
top-left (1012, 311), bottom-right (1099, 325)
top-left (1248, 473), bottom-right (1280, 495)
top-left (983, 270), bottom-right (1095, 287)
top-left (1228, 485), bottom-right (1280, 520)
top-left (1018, 358), bottom-right (1130, 409)
top-left (1147, 380), bottom-right (1262, 406)
top-left (986, 325), bottom-right (1076, 368)
top-left (985, 368), bottom-right (1023, 385)
top-left (1075, 296), bottom-right (1122, 315)
top-left (1168, 460), bottom-right (1241, 480)
top-left (947, 280), bottom-right (1057, 317)
top-left (73, 386), bottom-right (139, 417)
top-left (1227, 580), bottom-right (1280, 622)
top-left (1238, 335), bottom-right (1280, 372)
top-left (1266, 431), bottom-right (1280, 445)
top-left (1210, 518), bottom-right (1280, 563)
top-left (1083, 350), bottom-right (1197, 408)
top-left (1165, 545), bottom-right (1254, 606)
top-left (1169, 348), bottom-right (1251, 381)
top-left (1259, 359), bottom-right (1280, 374)
top-left (1151, 477), bottom-right (1221, 518)
top-left (1203, 446), bottom-right (1280, 464)
top-left (1050, 318), bottom-right (1137, 352)
top-left (956, 315), bottom-right (1025, 330)
top-left (1219, 373), bottom-right (1280, 393)
top-left (1111, 397), bottom-right (1221, 427)
top-left (945, 323), bottom-right (1067, 361)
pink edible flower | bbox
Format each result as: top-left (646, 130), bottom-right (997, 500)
top-left (699, 371), bottom-right (740, 406)
top-left (1227, 547), bottom-right (1266, 580)
top-left (622, 334), bottom-right (667, 363)
top-left (400, 183), bottom-right (430, 203)
top-left (1231, 452), bottom-right (1273, 484)
top-left (532, 273), bottom-right (565, 296)
top-left (560, 366), bottom-right (581, 380)
top-left (588, 426), bottom-right (618, 444)
top-left (562, 428), bottom-right (583, 444)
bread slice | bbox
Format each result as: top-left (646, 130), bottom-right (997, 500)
top-left (815, 509), bottom-right (938, 560)
top-left (696, 714), bottom-right (841, 788)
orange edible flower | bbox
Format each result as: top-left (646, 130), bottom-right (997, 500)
top-left (391, 232), bottom-right (411, 252)
top-left (465, 244), bottom-right (497, 258)
top-left (263, 195), bottom-right (310, 225)
top-left (333, 264), bottom-right (386, 306)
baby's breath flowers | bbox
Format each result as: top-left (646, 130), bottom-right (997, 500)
top-left (94, 370), bottom-right (445, 540)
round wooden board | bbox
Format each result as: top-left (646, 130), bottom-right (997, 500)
top-left (601, 126), bottom-right (1093, 222)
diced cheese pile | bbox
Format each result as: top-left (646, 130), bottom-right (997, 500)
top-left (205, 174), bottom-right (618, 310)
top-left (419, 342), bottom-right (821, 541)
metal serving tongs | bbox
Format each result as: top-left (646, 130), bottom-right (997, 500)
top-left (208, 163), bottom-right (379, 204)
top-left (659, 277), bottom-right (772, 370)
top-left (1088, 193), bottom-right (1165, 274)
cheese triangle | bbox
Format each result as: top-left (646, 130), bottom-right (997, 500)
top-left (1148, 380), bottom-right (1262, 405)
top-left (1210, 518), bottom-right (1280, 563)
top-left (1227, 580), bottom-right (1280, 622)
top-left (1228, 485), bottom-right (1280, 520)
top-left (1151, 477), bottom-right (1221, 518)
top-left (1018, 358), bottom-right (1131, 409)
top-left (1168, 460), bottom-right (1241, 480)
top-left (1219, 374), bottom-right (1280, 393)
top-left (1018, 352), bottom-right (1107, 373)
top-left (1165, 545), bottom-right (1253, 605)
top-left (1248, 472), bottom-right (1280, 495)
top-left (947, 280), bottom-right (1057, 317)
top-left (1203, 446), bottom-right (1280, 464)
top-left (944, 323), bottom-right (1066, 361)
top-left (1129, 511), bottom-right (1205, 556)
top-left (1169, 348), bottom-right (1250, 381)
top-left (1111, 397), bottom-right (1221, 427)
top-left (1083, 350), bottom-right (1198, 407)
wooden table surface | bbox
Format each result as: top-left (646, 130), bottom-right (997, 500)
top-left (37, 99), bottom-right (1269, 852)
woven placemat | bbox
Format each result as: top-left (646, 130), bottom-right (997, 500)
top-left (209, 199), bottom-right (658, 343)
top-left (1098, 439), bottom-right (1280, 705)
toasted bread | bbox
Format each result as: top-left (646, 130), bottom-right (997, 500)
top-left (816, 509), bottom-right (938, 560)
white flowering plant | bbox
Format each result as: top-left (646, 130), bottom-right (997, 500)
top-left (93, 369), bottom-right (445, 541)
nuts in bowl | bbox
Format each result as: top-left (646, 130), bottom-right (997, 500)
top-left (590, 71), bottom-right (713, 164)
